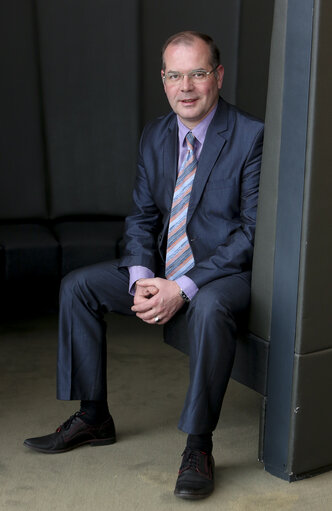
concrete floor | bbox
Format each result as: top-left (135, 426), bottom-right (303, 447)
top-left (0, 312), bottom-right (331, 511)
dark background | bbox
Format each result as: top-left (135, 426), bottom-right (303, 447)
top-left (0, 0), bottom-right (274, 220)
top-left (0, 0), bottom-right (274, 310)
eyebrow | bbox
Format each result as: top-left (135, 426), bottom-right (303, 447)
top-left (166, 67), bottom-right (208, 73)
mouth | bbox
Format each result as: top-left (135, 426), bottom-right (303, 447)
top-left (180, 98), bottom-right (198, 105)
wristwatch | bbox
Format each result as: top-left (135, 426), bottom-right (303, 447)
top-left (179, 288), bottom-right (190, 303)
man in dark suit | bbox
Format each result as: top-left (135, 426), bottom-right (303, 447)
top-left (24, 31), bottom-right (263, 500)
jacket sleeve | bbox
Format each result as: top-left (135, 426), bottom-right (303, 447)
top-left (186, 126), bottom-right (264, 288)
top-left (118, 126), bottom-right (162, 273)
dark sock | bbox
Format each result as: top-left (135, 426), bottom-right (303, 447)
top-left (79, 400), bottom-right (110, 425)
top-left (186, 433), bottom-right (213, 454)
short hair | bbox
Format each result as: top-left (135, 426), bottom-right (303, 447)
top-left (161, 31), bottom-right (220, 71)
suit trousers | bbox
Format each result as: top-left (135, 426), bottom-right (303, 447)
top-left (57, 259), bottom-right (251, 435)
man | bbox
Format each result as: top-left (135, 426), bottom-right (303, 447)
top-left (24, 31), bottom-right (264, 500)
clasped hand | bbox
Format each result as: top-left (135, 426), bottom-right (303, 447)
top-left (131, 277), bottom-right (184, 325)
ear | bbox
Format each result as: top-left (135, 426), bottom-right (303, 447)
top-left (161, 70), bottom-right (166, 91)
top-left (216, 65), bottom-right (224, 90)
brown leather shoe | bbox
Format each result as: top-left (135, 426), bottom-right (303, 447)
top-left (174, 448), bottom-right (215, 500)
top-left (23, 411), bottom-right (116, 453)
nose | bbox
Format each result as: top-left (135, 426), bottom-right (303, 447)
top-left (181, 75), bottom-right (193, 92)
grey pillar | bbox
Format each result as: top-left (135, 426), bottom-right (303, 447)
top-left (253, 0), bottom-right (332, 480)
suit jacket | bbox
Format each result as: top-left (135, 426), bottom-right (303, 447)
top-left (119, 98), bottom-right (264, 289)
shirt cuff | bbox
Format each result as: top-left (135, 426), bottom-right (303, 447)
top-left (128, 266), bottom-right (155, 295)
top-left (175, 275), bottom-right (199, 301)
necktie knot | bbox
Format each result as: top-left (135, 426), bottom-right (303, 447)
top-left (186, 132), bottom-right (195, 150)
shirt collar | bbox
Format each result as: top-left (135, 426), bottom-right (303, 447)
top-left (177, 103), bottom-right (218, 148)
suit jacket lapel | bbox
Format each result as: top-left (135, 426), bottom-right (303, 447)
top-left (162, 116), bottom-right (178, 208)
top-left (187, 99), bottom-right (229, 224)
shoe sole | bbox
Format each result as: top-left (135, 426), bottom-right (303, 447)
top-left (174, 489), bottom-right (214, 500)
top-left (23, 436), bottom-right (116, 454)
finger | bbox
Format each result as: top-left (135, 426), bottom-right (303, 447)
top-left (139, 289), bottom-right (153, 298)
top-left (132, 303), bottom-right (151, 313)
top-left (135, 309), bottom-right (160, 321)
top-left (135, 302), bottom-right (168, 321)
top-left (137, 278), bottom-right (158, 287)
top-left (147, 286), bottom-right (159, 295)
top-left (131, 295), bottom-right (159, 313)
top-left (141, 308), bottom-right (177, 326)
top-left (141, 315), bottom-right (167, 325)
top-left (141, 286), bottom-right (159, 298)
top-left (133, 295), bottom-right (151, 306)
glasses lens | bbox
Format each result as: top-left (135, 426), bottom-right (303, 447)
top-left (166, 73), bottom-right (181, 82)
top-left (164, 69), bottom-right (211, 83)
top-left (189, 71), bottom-right (208, 81)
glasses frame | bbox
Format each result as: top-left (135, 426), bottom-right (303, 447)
top-left (162, 65), bottom-right (219, 84)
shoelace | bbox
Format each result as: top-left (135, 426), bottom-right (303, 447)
top-left (56, 411), bottom-right (85, 433)
top-left (181, 449), bottom-right (206, 473)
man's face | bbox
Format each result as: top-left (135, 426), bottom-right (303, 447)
top-left (161, 38), bottom-right (224, 129)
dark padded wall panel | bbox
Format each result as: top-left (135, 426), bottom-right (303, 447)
top-left (0, 224), bottom-right (59, 280)
top-left (36, 0), bottom-right (139, 218)
top-left (249, 0), bottom-right (288, 340)
top-left (237, 0), bottom-right (275, 120)
top-left (53, 221), bottom-right (125, 276)
top-left (0, 0), bottom-right (48, 220)
top-left (295, 0), bottom-right (332, 354)
top-left (141, 0), bottom-right (241, 125)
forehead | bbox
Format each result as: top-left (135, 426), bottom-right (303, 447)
top-left (163, 39), bottom-right (211, 70)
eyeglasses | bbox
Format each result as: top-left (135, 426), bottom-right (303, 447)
top-left (162, 66), bottom-right (219, 84)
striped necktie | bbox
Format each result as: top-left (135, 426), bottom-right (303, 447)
top-left (165, 132), bottom-right (197, 280)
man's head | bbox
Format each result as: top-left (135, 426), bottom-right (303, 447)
top-left (161, 31), bottom-right (224, 129)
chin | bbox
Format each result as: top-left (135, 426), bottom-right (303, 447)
top-left (178, 108), bottom-right (201, 122)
